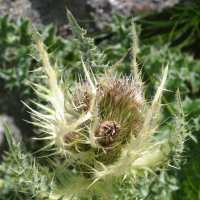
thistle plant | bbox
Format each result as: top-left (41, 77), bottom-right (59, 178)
top-left (3, 10), bottom-right (188, 199)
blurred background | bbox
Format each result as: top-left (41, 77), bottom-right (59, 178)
top-left (0, 0), bottom-right (200, 199)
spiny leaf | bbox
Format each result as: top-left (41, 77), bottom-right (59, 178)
top-left (2, 121), bottom-right (25, 171)
top-left (67, 9), bottom-right (86, 37)
top-left (29, 22), bottom-right (42, 44)
top-left (67, 9), bottom-right (107, 70)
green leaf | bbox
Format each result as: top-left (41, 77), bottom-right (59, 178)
top-left (67, 9), bottom-right (107, 71)
top-left (2, 121), bottom-right (25, 171)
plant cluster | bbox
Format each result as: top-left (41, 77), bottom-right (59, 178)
top-left (0, 6), bottom-right (199, 200)
top-left (1, 9), bottom-right (189, 200)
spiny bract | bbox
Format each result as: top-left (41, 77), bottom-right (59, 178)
top-left (25, 10), bottom-right (188, 199)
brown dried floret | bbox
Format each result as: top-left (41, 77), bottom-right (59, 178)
top-left (71, 82), bottom-right (93, 113)
top-left (62, 131), bottom-right (79, 144)
top-left (71, 82), bottom-right (104, 113)
top-left (97, 120), bottom-right (122, 146)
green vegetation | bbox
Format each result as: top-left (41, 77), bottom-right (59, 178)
top-left (0, 2), bottom-right (200, 199)
top-left (0, 14), bottom-right (80, 100)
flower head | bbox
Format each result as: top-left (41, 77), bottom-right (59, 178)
top-left (25, 10), bottom-right (188, 199)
